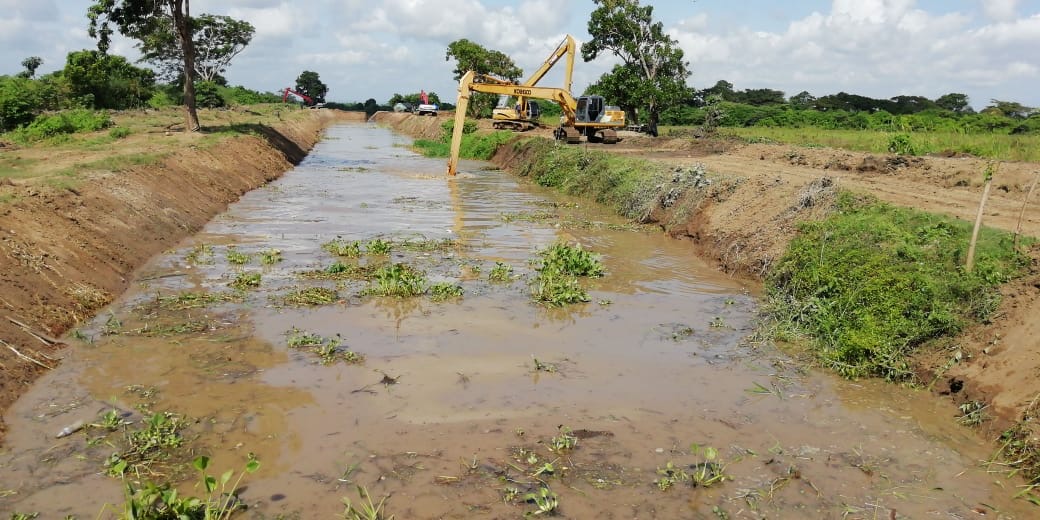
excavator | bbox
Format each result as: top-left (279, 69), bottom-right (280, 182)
top-left (282, 88), bottom-right (313, 106)
top-left (446, 37), bottom-right (626, 176)
top-left (491, 35), bottom-right (577, 131)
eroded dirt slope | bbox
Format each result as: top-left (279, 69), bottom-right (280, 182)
top-left (0, 110), bottom-right (360, 441)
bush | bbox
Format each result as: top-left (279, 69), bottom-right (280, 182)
top-left (109, 126), bottom-right (131, 139)
top-left (766, 192), bottom-right (1028, 380)
top-left (10, 109), bottom-right (112, 142)
top-left (887, 133), bottom-right (916, 155)
top-left (0, 76), bottom-right (41, 131)
top-left (194, 81), bottom-right (225, 108)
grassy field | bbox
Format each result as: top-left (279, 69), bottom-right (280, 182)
top-left (661, 126), bottom-right (1040, 163)
top-left (0, 104), bottom-right (312, 184)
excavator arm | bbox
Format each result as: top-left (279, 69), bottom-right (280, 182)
top-left (447, 71), bottom-right (580, 176)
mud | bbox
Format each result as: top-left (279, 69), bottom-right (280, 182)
top-left (1, 123), bottom-right (1035, 518)
top-left (0, 110), bottom-right (357, 441)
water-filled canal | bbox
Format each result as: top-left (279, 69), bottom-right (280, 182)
top-left (0, 123), bottom-right (1030, 518)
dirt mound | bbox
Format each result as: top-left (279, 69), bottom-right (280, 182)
top-left (0, 111), bottom-right (343, 441)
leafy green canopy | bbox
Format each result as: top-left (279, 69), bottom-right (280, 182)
top-left (295, 71), bottom-right (328, 104)
top-left (766, 192), bottom-right (1029, 380)
top-left (445, 39), bottom-right (523, 117)
top-left (136, 14), bottom-right (254, 82)
top-left (582, 0), bottom-right (691, 135)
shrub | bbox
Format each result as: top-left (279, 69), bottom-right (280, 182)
top-left (194, 81), bottom-right (225, 108)
top-left (887, 133), bottom-right (916, 155)
top-left (765, 192), bottom-right (1028, 379)
top-left (10, 109), bottom-right (112, 143)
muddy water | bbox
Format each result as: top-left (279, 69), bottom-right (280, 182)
top-left (0, 124), bottom-right (1032, 519)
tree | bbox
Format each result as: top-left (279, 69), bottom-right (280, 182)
top-left (986, 99), bottom-right (1033, 119)
top-left (789, 90), bottom-right (816, 110)
top-left (136, 14), bottom-right (254, 82)
top-left (89, 0), bottom-right (202, 131)
top-left (445, 39), bottom-right (522, 117)
top-left (63, 50), bottom-right (155, 109)
top-left (935, 93), bottom-right (970, 113)
top-left (19, 56), bottom-right (43, 79)
top-left (294, 71), bottom-right (328, 104)
top-left (581, 0), bottom-right (691, 136)
top-left (389, 92), bottom-right (442, 106)
top-left (586, 64), bottom-right (644, 125)
top-left (444, 39), bottom-right (522, 81)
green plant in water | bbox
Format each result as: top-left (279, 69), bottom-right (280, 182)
top-left (428, 282), bottom-right (463, 302)
top-left (549, 426), bottom-right (578, 453)
top-left (531, 269), bottom-right (588, 306)
top-left (488, 262), bottom-right (513, 282)
top-left (323, 238), bottom-right (362, 258)
top-left (185, 244), bottom-right (215, 265)
top-left (259, 248), bottom-right (283, 265)
top-left (113, 454), bottom-right (260, 520)
top-left (286, 327), bottom-right (325, 349)
top-left (523, 486), bottom-right (559, 517)
top-left (958, 401), bottom-right (989, 427)
top-left (342, 485), bottom-right (394, 520)
top-left (365, 238), bottom-right (392, 256)
top-left (538, 242), bottom-right (604, 277)
top-left (283, 287), bottom-right (338, 306)
top-left (225, 247), bottom-right (251, 265)
top-left (229, 272), bottom-right (261, 290)
top-left (363, 264), bottom-right (426, 297)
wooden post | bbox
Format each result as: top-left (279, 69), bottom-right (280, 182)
top-left (1013, 171), bottom-right (1040, 249)
top-left (967, 163), bottom-right (997, 272)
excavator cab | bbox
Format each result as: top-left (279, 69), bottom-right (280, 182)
top-left (576, 96), bottom-right (605, 123)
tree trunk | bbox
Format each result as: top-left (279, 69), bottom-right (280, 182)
top-left (172, 0), bottom-right (200, 132)
top-left (647, 103), bottom-right (659, 137)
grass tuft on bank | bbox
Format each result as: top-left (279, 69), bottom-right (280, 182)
top-left (412, 126), bottom-right (515, 160)
top-left (764, 191), bottom-right (1030, 380)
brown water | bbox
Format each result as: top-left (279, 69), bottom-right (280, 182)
top-left (0, 124), bottom-right (1031, 519)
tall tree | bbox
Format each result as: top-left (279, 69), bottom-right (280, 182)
top-left (136, 14), bottom-right (254, 82)
top-left (444, 39), bottom-right (522, 81)
top-left (789, 90), bottom-right (817, 110)
top-left (445, 39), bottom-right (523, 117)
top-left (934, 93), bottom-right (970, 113)
top-left (19, 56), bottom-right (43, 79)
top-left (294, 71), bottom-right (328, 104)
top-left (89, 0), bottom-right (201, 131)
top-left (986, 99), bottom-right (1032, 119)
top-left (581, 0), bottom-right (691, 136)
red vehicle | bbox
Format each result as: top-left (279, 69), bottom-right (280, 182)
top-left (282, 88), bottom-right (313, 106)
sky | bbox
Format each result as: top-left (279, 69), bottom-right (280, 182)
top-left (1, 0), bottom-right (1038, 110)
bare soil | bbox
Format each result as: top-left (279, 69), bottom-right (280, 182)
top-left (0, 109), bottom-right (363, 442)
top-left (377, 112), bottom-right (1040, 437)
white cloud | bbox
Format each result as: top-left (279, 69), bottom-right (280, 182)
top-left (670, 0), bottom-right (1040, 107)
top-left (980, 0), bottom-right (1020, 21)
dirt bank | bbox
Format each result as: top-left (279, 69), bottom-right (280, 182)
top-left (0, 110), bottom-right (361, 441)
top-left (379, 113), bottom-right (1040, 462)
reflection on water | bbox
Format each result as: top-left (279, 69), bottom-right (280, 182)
top-left (0, 124), bottom-right (1032, 518)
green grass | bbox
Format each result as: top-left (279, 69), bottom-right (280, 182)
top-left (531, 242), bottom-right (605, 306)
top-left (363, 264), bottom-right (426, 297)
top-left (764, 191), bottom-right (1031, 380)
top-left (413, 130), bottom-right (516, 160)
top-left (721, 127), bottom-right (1040, 162)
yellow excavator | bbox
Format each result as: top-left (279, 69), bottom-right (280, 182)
top-left (446, 37), bottom-right (626, 176)
top-left (491, 35), bottom-right (577, 131)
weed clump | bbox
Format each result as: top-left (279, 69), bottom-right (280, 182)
top-left (531, 242), bottom-right (605, 306)
top-left (323, 238), bottom-right (362, 258)
top-left (765, 192), bottom-right (1029, 380)
top-left (283, 287), bottom-right (338, 306)
top-left (363, 264), bottom-right (426, 297)
top-left (428, 282), bottom-right (463, 302)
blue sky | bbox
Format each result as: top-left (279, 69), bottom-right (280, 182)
top-left (2, 1), bottom-right (1038, 110)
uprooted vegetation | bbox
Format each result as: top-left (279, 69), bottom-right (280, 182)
top-left (763, 192), bottom-right (1030, 380)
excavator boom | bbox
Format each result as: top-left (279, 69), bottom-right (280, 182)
top-left (447, 70), bottom-right (624, 176)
